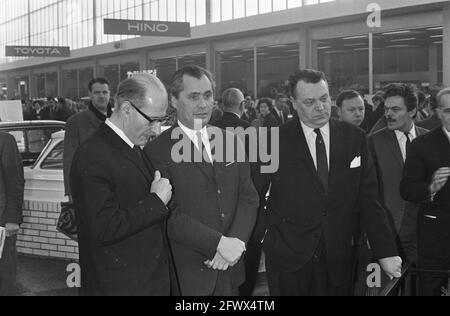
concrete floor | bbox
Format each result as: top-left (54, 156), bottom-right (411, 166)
top-left (15, 255), bottom-right (269, 296)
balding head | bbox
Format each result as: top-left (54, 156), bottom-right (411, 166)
top-left (222, 88), bottom-right (245, 116)
top-left (116, 73), bottom-right (167, 112)
top-left (112, 73), bottom-right (169, 146)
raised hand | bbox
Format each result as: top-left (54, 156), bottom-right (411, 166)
top-left (150, 171), bottom-right (172, 206)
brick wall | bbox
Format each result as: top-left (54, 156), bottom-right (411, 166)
top-left (16, 200), bottom-right (79, 261)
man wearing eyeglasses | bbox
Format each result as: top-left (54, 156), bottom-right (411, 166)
top-left (145, 66), bottom-right (259, 296)
top-left (70, 74), bottom-right (174, 296)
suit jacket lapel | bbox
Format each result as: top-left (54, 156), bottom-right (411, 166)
top-left (328, 120), bottom-right (345, 194)
top-left (169, 124), bottom-right (216, 182)
top-left (99, 124), bottom-right (153, 185)
top-left (385, 130), bottom-right (404, 167)
top-left (293, 119), bottom-right (326, 193)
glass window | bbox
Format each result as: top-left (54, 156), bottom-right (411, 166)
top-left (62, 69), bottom-right (78, 100)
top-left (103, 64), bottom-right (120, 95)
top-left (78, 67), bottom-right (94, 98)
top-left (35, 74), bottom-right (46, 98)
top-left (218, 48), bottom-right (255, 97)
top-left (120, 62), bottom-right (140, 81)
top-left (27, 129), bottom-right (54, 154)
top-left (153, 57), bottom-right (177, 88)
top-left (257, 44), bottom-right (299, 98)
top-left (41, 141), bottom-right (64, 170)
top-left (46, 72), bottom-right (58, 97)
top-left (178, 54), bottom-right (206, 69)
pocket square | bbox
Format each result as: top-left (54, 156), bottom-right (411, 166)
top-left (350, 156), bottom-right (361, 169)
top-left (226, 161), bottom-right (236, 167)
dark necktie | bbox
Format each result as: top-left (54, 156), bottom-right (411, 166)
top-left (314, 129), bottom-right (328, 190)
top-left (133, 145), bottom-right (145, 167)
top-left (404, 132), bottom-right (411, 158)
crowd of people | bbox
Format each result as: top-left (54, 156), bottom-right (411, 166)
top-left (21, 98), bottom-right (90, 122)
top-left (1, 65), bottom-right (449, 297)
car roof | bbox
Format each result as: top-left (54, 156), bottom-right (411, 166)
top-left (0, 120), bottom-right (66, 128)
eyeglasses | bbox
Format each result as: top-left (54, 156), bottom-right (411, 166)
top-left (127, 100), bottom-right (169, 124)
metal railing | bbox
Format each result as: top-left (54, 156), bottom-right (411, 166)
top-left (379, 264), bottom-right (450, 296)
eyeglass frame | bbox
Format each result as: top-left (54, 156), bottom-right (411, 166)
top-left (126, 100), bottom-right (169, 125)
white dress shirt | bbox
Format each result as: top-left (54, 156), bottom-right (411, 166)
top-left (300, 121), bottom-right (330, 170)
top-left (105, 119), bottom-right (134, 148)
top-left (443, 127), bottom-right (450, 144)
top-left (178, 120), bottom-right (213, 163)
top-left (394, 124), bottom-right (417, 161)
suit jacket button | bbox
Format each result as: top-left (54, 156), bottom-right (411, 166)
top-left (221, 213), bottom-right (225, 218)
top-left (217, 189), bottom-right (222, 195)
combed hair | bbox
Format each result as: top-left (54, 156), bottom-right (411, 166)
top-left (222, 88), bottom-right (243, 109)
top-left (436, 87), bottom-right (450, 108)
top-left (383, 83), bottom-right (418, 112)
top-left (289, 69), bottom-right (327, 99)
top-left (115, 73), bottom-right (167, 109)
top-left (88, 77), bottom-right (110, 92)
top-left (336, 90), bottom-right (362, 108)
top-left (169, 65), bottom-right (216, 99)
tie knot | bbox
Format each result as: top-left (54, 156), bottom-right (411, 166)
top-left (314, 129), bottom-right (322, 136)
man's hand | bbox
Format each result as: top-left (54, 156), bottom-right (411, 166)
top-left (204, 253), bottom-right (231, 271)
top-left (5, 223), bottom-right (20, 237)
top-left (379, 256), bottom-right (403, 280)
top-left (151, 171), bottom-right (172, 206)
top-left (217, 236), bottom-right (246, 264)
top-left (429, 167), bottom-right (450, 195)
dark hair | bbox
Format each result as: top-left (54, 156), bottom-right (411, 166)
top-left (88, 78), bottom-right (110, 92)
top-left (256, 98), bottom-right (273, 112)
top-left (169, 65), bottom-right (216, 99)
top-left (383, 83), bottom-right (418, 112)
top-left (289, 69), bottom-right (327, 100)
top-left (336, 90), bottom-right (362, 108)
top-left (275, 93), bottom-right (287, 101)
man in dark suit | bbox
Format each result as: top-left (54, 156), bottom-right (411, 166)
top-left (64, 78), bottom-right (113, 200)
top-left (214, 88), bottom-right (262, 296)
top-left (214, 88), bottom-right (252, 131)
top-left (0, 132), bottom-right (24, 296)
top-left (401, 87), bottom-right (450, 296)
top-left (70, 74), bottom-right (174, 296)
top-left (271, 94), bottom-right (289, 126)
top-left (416, 86), bottom-right (443, 131)
top-left (145, 66), bottom-right (259, 296)
top-left (254, 69), bottom-right (402, 296)
top-left (370, 83), bottom-right (428, 267)
top-left (336, 90), bottom-right (366, 129)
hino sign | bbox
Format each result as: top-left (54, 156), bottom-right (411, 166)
top-left (5, 46), bottom-right (71, 57)
top-left (104, 19), bottom-right (191, 37)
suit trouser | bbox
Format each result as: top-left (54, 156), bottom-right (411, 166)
top-left (240, 215), bottom-right (266, 296)
top-left (266, 243), bottom-right (351, 296)
top-left (0, 236), bottom-right (18, 296)
top-left (211, 272), bottom-right (239, 296)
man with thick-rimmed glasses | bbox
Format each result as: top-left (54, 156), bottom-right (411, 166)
top-left (70, 73), bottom-right (175, 296)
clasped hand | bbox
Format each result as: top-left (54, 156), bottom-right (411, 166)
top-left (204, 236), bottom-right (246, 271)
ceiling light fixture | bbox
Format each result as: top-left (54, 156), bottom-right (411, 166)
top-left (343, 35), bottom-right (367, 40)
top-left (382, 30), bottom-right (411, 35)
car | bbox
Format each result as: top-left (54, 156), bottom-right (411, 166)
top-left (24, 130), bottom-right (67, 202)
top-left (0, 120), bottom-right (65, 167)
top-left (24, 125), bottom-right (172, 203)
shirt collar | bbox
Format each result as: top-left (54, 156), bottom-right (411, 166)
top-left (443, 127), bottom-right (450, 143)
top-left (178, 120), bottom-right (208, 140)
top-left (105, 119), bottom-right (134, 148)
top-left (226, 111), bottom-right (241, 119)
top-left (300, 120), bottom-right (330, 138)
top-left (394, 123), bottom-right (416, 141)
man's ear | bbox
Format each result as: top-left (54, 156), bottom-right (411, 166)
top-left (171, 95), bottom-right (178, 110)
top-left (120, 101), bottom-right (132, 116)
